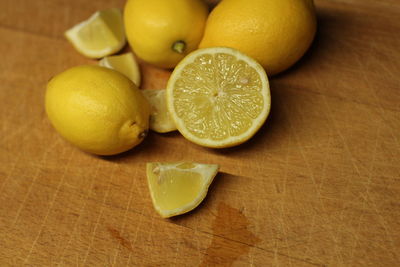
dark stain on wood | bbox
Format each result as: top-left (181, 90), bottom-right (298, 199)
top-left (107, 226), bottom-right (133, 252)
top-left (200, 202), bottom-right (261, 266)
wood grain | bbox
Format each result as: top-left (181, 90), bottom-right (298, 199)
top-left (1, 0), bottom-right (399, 266)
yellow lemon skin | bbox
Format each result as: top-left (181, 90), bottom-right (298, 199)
top-left (124, 0), bottom-right (208, 69)
top-left (45, 65), bottom-right (150, 155)
top-left (199, 0), bottom-right (317, 75)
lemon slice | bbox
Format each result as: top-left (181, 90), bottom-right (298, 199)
top-left (146, 162), bottom-right (219, 218)
top-left (99, 52), bottom-right (141, 87)
top-left (65, 8), bottom-right (125, 58)
top-left (166, 47), bottom-right (271, 148)
top-left (142, 89), bottom-right (177, 133)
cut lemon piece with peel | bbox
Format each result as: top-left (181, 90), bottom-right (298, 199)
top-left (146, 162), bottom-right (219, 218)
top-left (65, 8), bottom-right (125, 58)
top-left (166, 47), bottom-right (271, 148)
top-left (142, 89), bottom-right (177, 133)
top-left (99, 52), bottom-right (141, 87)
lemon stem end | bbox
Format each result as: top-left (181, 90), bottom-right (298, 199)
top-left (172, 41), bottom-right (186, 54)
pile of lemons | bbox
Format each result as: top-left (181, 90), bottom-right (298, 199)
top-left (45, 0), bottom-right (316, 218)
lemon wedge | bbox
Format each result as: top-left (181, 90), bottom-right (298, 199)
top-left (142, 89), bottom-right (177, 133)
top-left (65, 8), bottom-right (126, 58)
top-left (166, 47), bottom-right (271, 148)
top-left (99, 52), bottom-right (141, 87)
top-left (146, 162), bottom-right (219, 218)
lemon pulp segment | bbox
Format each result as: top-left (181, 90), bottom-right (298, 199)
top-left (65, 8), bottom-right (125, 58)
top-left (99, 52), bottom-right (141, 86)
top-left (142, 89), bottom-right (177, 133)
top-left (146, 162), bottom-right (219, 218)
top-left (167, 47), bottom-right (270, 148)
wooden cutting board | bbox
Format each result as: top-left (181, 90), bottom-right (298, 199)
top-left (0, 0), bottom-right (399, 266)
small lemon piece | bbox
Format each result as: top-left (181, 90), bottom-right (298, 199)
top-left (99, 52), bottom-right (141, 87)
top-left (142, 89), bottom-right (177, 133)
top-left (65, 8), bottom-right (126, 58)
top-left (146, 162), bottom-right (219, 218)
top-left (199, 0), bottom-right (317, 75)
top-left (45, 65), bottom-right (150, 155)
top-left (124, 0), bottom-right (208, 68)
top-left (166, 47), bottom-right (271, 148)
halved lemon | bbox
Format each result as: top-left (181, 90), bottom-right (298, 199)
top-left (99, 52), bottom-right (141, 86)
top-left (146, 162), bottom-right (219, 218)
top-left (166, 47), bottom-right (271, 148)
top-left (65, 8), bottom-right (125, 58)
top-left (142, 89), bottom-right (177, 133)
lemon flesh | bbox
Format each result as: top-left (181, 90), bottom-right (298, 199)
top-left (65, 8), bottom-right (126, 58)
top-left (99, 52), bottom-right (141, 87)
top-left (45, 65), bottom-right (150, 155)
top-left (166, 47), bottom-right (271, 148)
top-left (146, 162), bottom-right (219, 218)
top-left (142, 89), bottom-right (177, 133)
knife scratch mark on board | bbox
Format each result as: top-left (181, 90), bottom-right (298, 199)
top-left (110, 167), bottom-right (140, 267)
top-left (81, 164), bottom-right (118, 266)
top-left (11, 138), bottom-right (60, 227)
top-left (56, 159), bottom-right (102, 266)
top-left (24, 147), bottom-right (75, 264)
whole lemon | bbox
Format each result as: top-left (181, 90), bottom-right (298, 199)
top-left (45, 65), bottom-right (150, 155)
top-left (199, 0), bottom-right (317, 75)
top-left (124, 0), bottom-right (208, 68)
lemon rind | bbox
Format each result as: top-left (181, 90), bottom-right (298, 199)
top-left (99, 52), bottom-right (141, 86)
top-left (146, 162), bottom-right (219, 218)
top-left (142, 89), bottom-right (177, 133)
top-left (64, 9), bottom-right (126, 58)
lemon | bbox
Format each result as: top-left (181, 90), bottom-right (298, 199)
top-left (65, 8), bottom-right (126, 58)
top-left (199, 0), bottom-right (317, 75)
top-left (142, 89), bottom-right (177, 133)
top-left (124, 0), bottom-right (208, 68)
top-left (146, 162), bottom-right (219, 218)
top-left (166, 47), bottom-right (271, 148)
top-left (45, 65), bottom-right (150, 155)
top-left (99, 52), bottom-right (141, 87)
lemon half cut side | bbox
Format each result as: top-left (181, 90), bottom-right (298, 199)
top-left (166, 47), bottom-right (271, 148)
